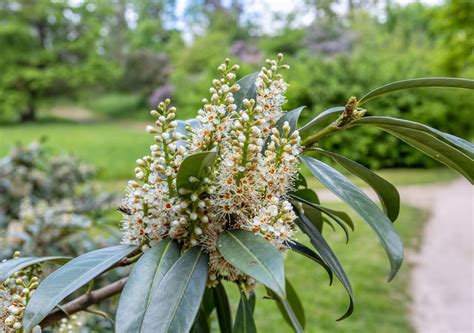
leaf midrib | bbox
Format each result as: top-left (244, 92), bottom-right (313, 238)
top-left (163, 251), bottom-right (201, 332)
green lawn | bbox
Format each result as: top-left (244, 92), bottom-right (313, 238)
top-left (224, 204), bottom-right (426, 333)
top-left (0, 121), bottom-right (151, 180)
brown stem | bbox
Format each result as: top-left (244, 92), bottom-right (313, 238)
top-left (40, 278), bottom-right (127, 328)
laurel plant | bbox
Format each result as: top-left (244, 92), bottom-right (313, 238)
top-left (1, 55), bottom-right (473, 333)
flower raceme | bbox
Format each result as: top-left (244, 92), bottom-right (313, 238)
top-left (120, 55), bottom-right (301, 286)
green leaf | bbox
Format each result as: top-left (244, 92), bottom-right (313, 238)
top-left (176, 151), bottom-right (217, 193)
top-left (292, 189), bottom-right (354, 239)
top-left (267, 280), bottom-right (305, 333)
top-left (355, 116), bottom-right (474, 159)
top-left (213, 282), bottom-right (232, 333)
top-left (142, 247), bottom-right (209, 333)
top-left (300, 155), bottom-right (403, 281)
top-left (115, 240), bottom-right (180, 333)
top-left (355, 121), bottom-right (474, 183)
top-left (358, 77), bottom-right (474, 105)
top-left (191, 307), bottom-right (211, 333)
top-left (292, 189), bottom-right (323, 232)
top-left (201, 287), bottom-right (215, 317)
top-left (0, 256), bottom-right (70, 283)
top-left (249, 290), bottom-right (256, 313)
top-left (233, 72), bottom-right (259, 111)
top-left (233, 292), bottom-right (257, 333)
top-left (299, 106), bottom-right (345, 138)
top-left (284, 240), bottom-right (333, 284)
top-left (293, 206), bottom-right (354, 320)
top-left (23, 245), bottom-right (136, 331)
top-left (276, 106), bottom-right (305, 134)
top-left (312, 148), bottom-right (400, 221)
top-left (218, 230), bottom-right (286, 298)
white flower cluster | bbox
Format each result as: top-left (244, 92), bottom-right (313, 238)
top-left (0, 252), bottom-right (40, 333)
top-left (120, 54), bottom-right (301, 286)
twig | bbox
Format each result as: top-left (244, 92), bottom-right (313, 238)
top-left (40, 278), bottom-right (127, 328)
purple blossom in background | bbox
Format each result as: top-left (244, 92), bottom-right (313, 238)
top-left (148, 84), bottom-right (174, 108)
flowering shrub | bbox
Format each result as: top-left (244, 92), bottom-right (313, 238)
top-left (0, 142), bottom-right (117, 258)
top-left (1, 55), bottom-right (473, 333)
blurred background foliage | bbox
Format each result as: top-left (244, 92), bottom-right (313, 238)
top-left (0, 0), bottom-right (472, 171)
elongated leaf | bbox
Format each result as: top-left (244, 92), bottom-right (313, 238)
top-left (299, 106), bottom-right (345, 137)
top-left (284, 240), bottom-right (333, 284)
top-left (249, 291), bottom-right (256, 313)
top-left (213, 282), bottom-right (232, 333)
top-left (234, 72), bottom-right (258, 111)
top-left (276, 106), bottom-right (305, 134)
top-left (292, 190), bottom-right (354, 239)
top-left (355, 116), bottom-right (474, 158)
top-left (176, 151), bottom-right (217, 193)
top-left (359, 124), bottom-right (474, 183)
top-left (218, 230), bottom-right (286, 298)
top-left (116, 240), bottom-right (180, 333)
top-left (267, 280), bottom-right (305, 333)
top-left (359, 77), bottom-right (474, 105)
top-left (293, 206), bottom-right (354, 320)
top-left (234, 292), bottom-right (257, 333)
top-left (191, 307), bottom-right (211, 333)
top-left (142, 247), bottom-right (209, 333)
top-left (313, 148), bottom-right (400, 221)
top-left (300, 155), bottom-right (403, 280)
top-left (0, 256), bottom-right (70, 283)
top-left (292, 189), bottom-right (323, 231)
top-left (201, 287), bottom-right (215, 317)
top-left (23, 245), bottom-right (136, 331)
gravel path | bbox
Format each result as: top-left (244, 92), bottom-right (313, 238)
top-left (318, 179), bottom-right (473, 333)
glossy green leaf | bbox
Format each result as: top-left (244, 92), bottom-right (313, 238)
top-left (267, 280), bottom-right (305, 333)
top-left (233, 292), bottom-right (257, 333)
top-left (176, 151), bottom-right (217, 193)
top-left (284, 240), bottom-right (333, 284)
top-left (213, 282), bottom-right (232, 333)
top-left (276, 106), bottom-right (305, 134)
top-left (23, 245), bottom-right (136, 331)
top-left (142, 247), bottom-right (209, 333)
top-left (233, 72), bottom-right (258, 111)
top-left (300, 155), bottom-right (403, 280)
top-left (299, 106), bottom-right (345, 137)
top-left (358, 77), bottom-right (474, 105)
top-left (357, 123), bottom-right (474, 183)
top-left (355, 116), bottom-right (474, 158)
top-left (116, 240), bottom-right (180, 333)
top-left (293, 206), bottom-right (354, 320)
top-left (218, 230), bottom-right (286, 298)
top-left (313, 148), bottom-right (400, 221)
top-left (0, 256), bottom-right (70, 283)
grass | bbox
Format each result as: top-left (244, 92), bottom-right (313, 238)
top-left (0, 121), bottom-right (151, 180)
top-left (224, 204), bottom-right (426, 333)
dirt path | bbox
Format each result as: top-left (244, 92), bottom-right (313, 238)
top-left (406, 180), bottom-right (473, 333)
top-left (318, 179), bottom-right (473, 333)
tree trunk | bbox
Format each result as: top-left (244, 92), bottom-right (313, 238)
top-left (20, 97), bottom-right (37, 122)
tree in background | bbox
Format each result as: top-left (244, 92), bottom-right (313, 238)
top-left (0, 0), bottom-right (117, 122)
